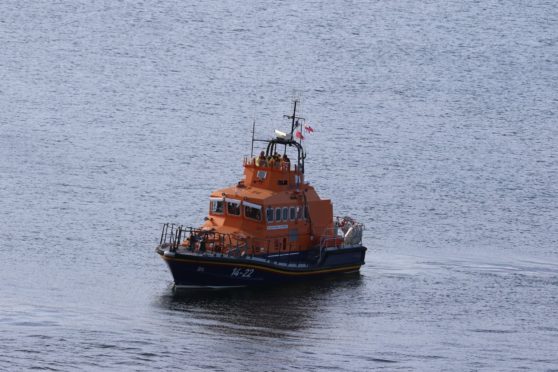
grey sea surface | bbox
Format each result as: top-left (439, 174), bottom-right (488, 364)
top-left (1, 0), bottom-right (557, 370)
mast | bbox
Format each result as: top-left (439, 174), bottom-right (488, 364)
top-left (250, 118), bottom-right (256, 157)
top-left (284, 99), bottom-right (303, 138)
top-left (290, 99), bottom-right (298, 137)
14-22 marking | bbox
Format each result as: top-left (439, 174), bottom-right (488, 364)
top-left (231, 268), bottom-right (254, 278)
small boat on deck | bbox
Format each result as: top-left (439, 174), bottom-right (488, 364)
top-left (156, 100), bottom-right (367, 288)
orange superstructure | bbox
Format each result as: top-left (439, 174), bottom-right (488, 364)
top-left (201, 152), bottom-right (335, 255)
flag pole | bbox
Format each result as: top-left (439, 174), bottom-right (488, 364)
top-left (290, 99), bottom-right (298, 137)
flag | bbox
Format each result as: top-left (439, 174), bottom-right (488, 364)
top-left (304, 124), bottom-right (314, 133)
top-left (295, 130), bottom-right (304, 140)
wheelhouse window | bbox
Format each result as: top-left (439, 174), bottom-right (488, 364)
top-left (296, 206), bottom-right (303, 219)
top-left (266, 207), bottom-right (274, 223)
top-left (226, 198), bottom-right (241, 216)
top-left (244, 202), bottom-right (262, 221)
top-left (282, 207), bottom-right (288, 221)
top-left (275, 208), bottom-right (282, 221)
top-left (290, 207), bottom-right (296, 220)
top-left (257, 170), bottom-right (267, 180)
top-left (210, 198), bottom-right (224, 214)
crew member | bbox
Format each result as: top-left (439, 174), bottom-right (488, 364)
top-left (255, 151), bottom-right (267, 167)
top-left (282, 154), bottom-right (290, 170)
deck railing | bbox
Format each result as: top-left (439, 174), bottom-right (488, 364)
top-left (319, 216), bottom-right (365, 249)
top-left (243, 156), bottom-right (297, 172)
top-left (159, 218), bottom-right (363, 267)
top-left (160, 224), bottom-right (248, 257)
top-left (158, 224), bottom-right (313, 266)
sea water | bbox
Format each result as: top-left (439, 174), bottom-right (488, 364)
top-left (1, 0), bottom-right (557, 370)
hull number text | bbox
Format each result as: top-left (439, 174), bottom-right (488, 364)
top-left (231, 268), bottom-right (254, 278)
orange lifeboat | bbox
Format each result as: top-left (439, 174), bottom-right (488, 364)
top-left (156, 100), bottom-right (366, 288)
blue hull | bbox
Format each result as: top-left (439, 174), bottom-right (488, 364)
top-left (157, 246), bottom-right (366, 288)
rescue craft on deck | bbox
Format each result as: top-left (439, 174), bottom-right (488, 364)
top-left (156, 100), bottom-right (366, 288)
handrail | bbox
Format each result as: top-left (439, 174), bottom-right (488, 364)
top-left (243, 155), bottom-right (294, 172)
top-left (158, 223), bottom-right (319, 267)
top-left (159, 223), bottom-right (270, 258)
top-left (158, 220), bottom-right (363, 266)
top-left (318, 216), bottom-right (365, 250)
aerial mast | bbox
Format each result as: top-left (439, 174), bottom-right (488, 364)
top-left (250, 118), bottom-right (256, 158)
top-left (290, 99), bottom-right (298, 137)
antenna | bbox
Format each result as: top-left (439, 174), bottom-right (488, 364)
top-left (250, 118), bottom-right (256, 158)
top-left (283, 99), bottom-right (305, 138)
top-left (291, 99), bottom-right (298, 136)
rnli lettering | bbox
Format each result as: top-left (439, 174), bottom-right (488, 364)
top-left (267, 224), bottom-right (288, 231)
top-left (231, 268), bottom-right (254, 278)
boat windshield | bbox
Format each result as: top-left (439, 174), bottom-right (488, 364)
top-left (227, 199), bottom-right (241, 216)
top-left (210, 198), bottom-right (224, 214)
top-left (244, 204), bottom-right (262, 221)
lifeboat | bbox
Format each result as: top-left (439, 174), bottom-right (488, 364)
top-left (156, 100), bottom-right (367, 288)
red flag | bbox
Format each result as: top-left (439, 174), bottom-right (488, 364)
top-left (295, 130), bottom-right (304, 140)
top-left (304, 124), bottom-right (314, 133)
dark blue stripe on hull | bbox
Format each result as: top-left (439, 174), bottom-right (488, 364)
top-left (160, 246), bottom-right (366, 287)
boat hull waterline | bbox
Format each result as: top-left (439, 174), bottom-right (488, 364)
top-left (157, 246), bottom-right (366, 288)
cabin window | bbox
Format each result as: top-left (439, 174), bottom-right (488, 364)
top-left (257, 170), bottom-right (267, 180)
top-left (210, 199), bottom-right (224, 214)
top-left (296, 206), bottom-right (303, 220)
top-left (275, 208), bottom-right (282, 221)
top-left (226, 199), bottom-right (241, 216)
top-left (245, 204), bottom-right (262, 221)
top-left (290, 207), bottom-right (296, 220)
top-left (266, 207), bottom-right (274, 222)
top-left (304, 206), bottom-right (309, 220)
top-left (282, 207), bottom-right (288, 221)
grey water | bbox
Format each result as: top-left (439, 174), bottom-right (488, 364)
top-left (1, 0), bottom-right (557, 370)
